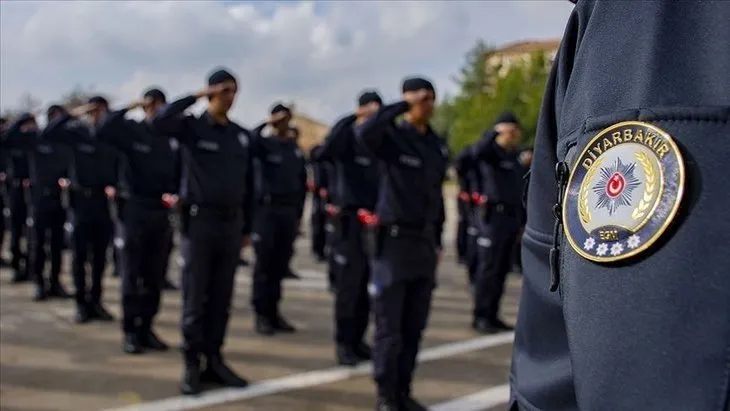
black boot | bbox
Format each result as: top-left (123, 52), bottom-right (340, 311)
top-left (336, 344), bottom-right (359, 366)
top-left (354, 342), bottom-right (372, 360)
top-left (90, 303), bottom-right (114, 322)
top-left (376, 396), bottom-right (401, 411)
top-left (255, 316), bottom-right (275, 336)
top-left (399, 394), bottom-right (427, 411)
top-left (34, 286), bottom-right (48, 302)
top-left (75, 303), bottom-right (91, 324)
top-left (201, 353), bottom-right (249, 387)
top-left (123, 333), bottom-right (144, 354)
top-left (272, 315), bottom-right (296, 333)
top-left (180, 352), bottom-right (201, 395)
top-left (48, 283), bottom-right (72, 299)
top-left (140, 330), bottom-right (169, 351)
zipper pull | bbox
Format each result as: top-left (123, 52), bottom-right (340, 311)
top-left (549, 161), bottom-right (569, 292)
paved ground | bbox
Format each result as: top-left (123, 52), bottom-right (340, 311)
top-left (0, 191), bottom-right (520, 411)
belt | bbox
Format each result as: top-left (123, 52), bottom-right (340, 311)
top-left (382, 223), bottom-right (434, 239)
top-left (188, 204), bottom-right (240, 220)
top-left (259, 193), bottom-right (300, 207)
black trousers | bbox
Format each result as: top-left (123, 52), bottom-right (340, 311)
top-left (120, 207), bottom-right (172, 333)
top-left (30, 203), bottom-right (66, 290)
top-left (371, 233), bottom-right (436, 399)
top-left (72, 215), bottom-right (113, 307)
top-left (9, 185), bottom-right (28, 273)
top-left (333, 213), bottom-right (371, 346)
top-left (251, 204), bottom-right (298, 319)
top-left (0, 190), bottom-right (5, 256)
top-left (473, 209), bottom-right (520, 321)
top-left (310, 196), bottom-right (327, 258)
top-left (456, 199), bottom-right (469, 262)
top-left (180, 211), bottom-right (241, 355)
top-left (325, 213), bottom-right (340, 289)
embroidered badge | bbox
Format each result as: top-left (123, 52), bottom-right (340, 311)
top-left (563, 121), bottom-right (685, 262)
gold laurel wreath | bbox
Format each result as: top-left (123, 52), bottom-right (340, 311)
top-left (631, 152), bottom-right (656, 220)
top-left (579, 159), bottom-right (601, 224)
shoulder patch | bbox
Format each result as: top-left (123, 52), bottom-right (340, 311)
top-left (563, 121), bottom-right (685, 263)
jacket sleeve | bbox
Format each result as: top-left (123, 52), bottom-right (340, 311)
top-left (354, 101), bottom-right (410, 160)
top-left (317, 114), bottom-right (357, 162)
top-left (97, 108), bottom-right (134, 150)
top-left (151, 96), bottom-right (197, 143)
top-left (241, 129), bottom-right (256, 237)
top-left (509, 8), bottom-right (579, 411)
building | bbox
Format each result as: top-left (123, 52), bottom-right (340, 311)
top-left (289, 104), bottom-right (329, 155)
top-left (486, 39), bottom-right (561, 78)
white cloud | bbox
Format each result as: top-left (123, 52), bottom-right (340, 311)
top-left (0, 0), bottom-right (573, 127)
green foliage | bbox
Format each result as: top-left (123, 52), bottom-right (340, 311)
top-left (433, 40), bottom-right (552, 156)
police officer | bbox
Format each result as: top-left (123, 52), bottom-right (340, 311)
top-left (250, 103), bottom-right (306, 336)
top-left (309, 144), bottom-right (328, 262)
top-left (469, 112), bottom-right (523, 334)
top-left (512, 148), bottom-right (532, 274)
top-left (454, 149), bottom-right (471, 266)
top-left (512, 3), bottom-right (730, 410)
top-left (315, 90), bottom-right (383, 366)
top-left (454, 144), bottom-right (480, 287)
top-left (96, 88), bottom-right (179, 355)
top-left (5, 108), bottom-right (73, 301)
top-left (152, 69), bottom-right (252, 395)
top-left (0, 117), bottom-right (8, 267)
top-left (356, 78), bottom-right (447, 411)
top-left (45, 97), bottom-right (118, 323)
top-left (2, 114), bottom-right (31, 283)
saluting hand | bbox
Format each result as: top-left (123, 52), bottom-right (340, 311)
top-left (194, 83), bottom-right (230, 99)
top-left (403, 89), bottom-right (429, 106)
top-left (70, 103), bottom-right (96, 117)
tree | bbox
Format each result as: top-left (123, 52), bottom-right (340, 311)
top-left (435, 39), bottom-right (552, 155)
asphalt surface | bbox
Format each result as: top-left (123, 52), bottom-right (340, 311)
top-left (0, 191), bottom-right (520, 411)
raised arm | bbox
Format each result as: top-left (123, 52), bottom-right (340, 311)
top-left (316, 114), bottom-right (357, 162)
top-left (97, 101), bottom-right (144, 149)
top-left (470, 130), bottom-right (502, 165)
top-left (354, 101), bottom-right (410, 158)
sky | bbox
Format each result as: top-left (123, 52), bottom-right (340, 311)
top-left (0, 0), bottom-right (573, 126)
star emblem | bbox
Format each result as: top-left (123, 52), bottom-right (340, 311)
top-left (596, 243), bottom-right (608, 256)
top-left (610, 242), bottom-right (624, 256)
top-left (583, 237), bottom-right (596, 250)
top-left (627, 234), bottom-right (640, 249)
top-left (592, 157), bottom-right (641, 215)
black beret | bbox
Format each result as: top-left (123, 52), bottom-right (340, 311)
top-left (46, 104), bottom-right (66, 118)
top-left (88, 95), bottom-right (109, 107)
top-left (402, 76), bottom-right (435, 95)
top-left (143, 88), bottom-right (166, 104)
top-left (494, 111), bottom-right (520, 126)
top-left (270, 103), bottom-right (291, 115)
top-left (357, 90), bottom-right (383, 107)
top-left (208, 68), bottom-right (237, 86)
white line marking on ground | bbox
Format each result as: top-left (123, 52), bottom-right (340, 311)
top-left (430, 384), bottom-right (510, 411)
top-left (103, 332), bottom-right (514, 411)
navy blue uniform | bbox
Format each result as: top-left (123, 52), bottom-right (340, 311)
top-left (454, 145), bottom-right (480, 285)
top-left (153, 95), bottom-right (254, 359)
top-left (97, 109), bottom-right (179, 338)
top-left (471, 131), bottom-right (523, 327)
top-left (512, 2), bottom-right (730, 410)
top-left (45, 114), bottom-right (119, 316)
top-left (316, 114), bottom-right (380, 360)
top-left (355, 101), bottom-right (447, 401)
top-left (4, 122), bottom-right (71, 298)
top-left (1, 127), bottom-right (31, 281)
top-left (309, 144), bottom-right (328, 261)
top-left (249, 123), bottom-right (307, 328)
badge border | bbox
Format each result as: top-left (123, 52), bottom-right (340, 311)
top-left (562, 121), bottom-right (686, 263)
